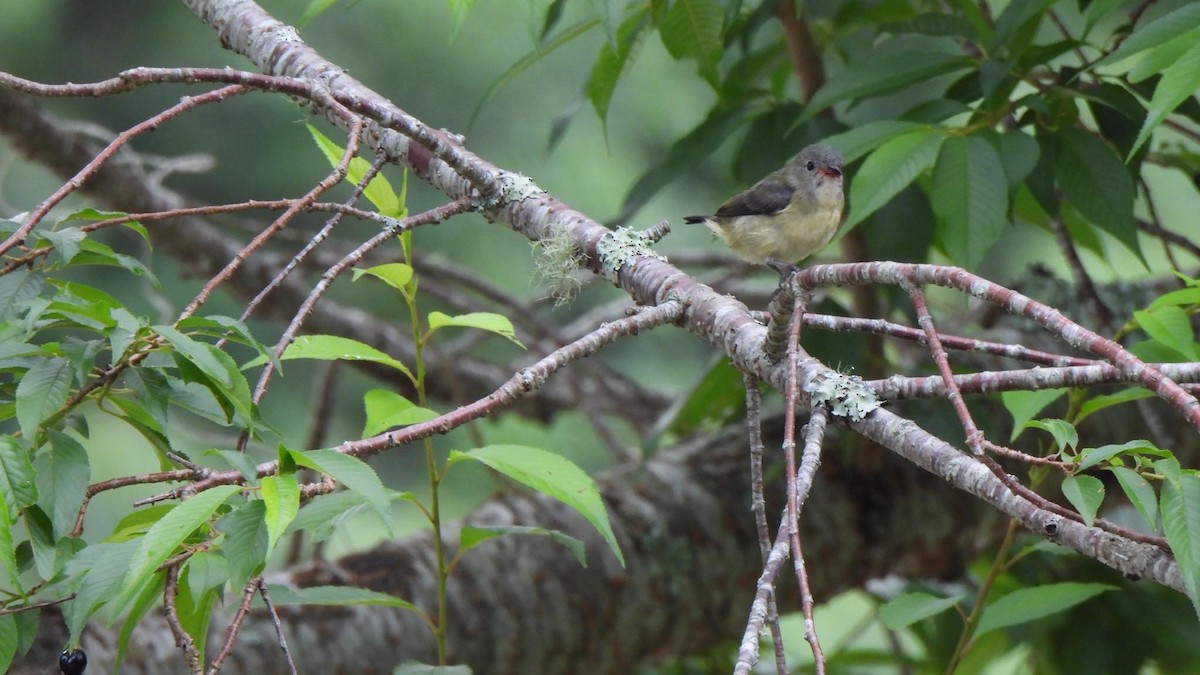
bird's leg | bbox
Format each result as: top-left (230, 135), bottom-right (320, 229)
top-left (766, 258), bottom-right (801, 278)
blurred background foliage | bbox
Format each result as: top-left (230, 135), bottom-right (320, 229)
top-left (3, 0), bottom-right (1200, 672)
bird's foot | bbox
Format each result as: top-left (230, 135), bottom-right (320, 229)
top-left (766, 258), bottom-right (800, 278)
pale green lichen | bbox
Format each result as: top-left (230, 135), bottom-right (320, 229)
top-left (803, 371), bottom-right (882, 421)
top-left (595, 226), bottom-right (667, 282)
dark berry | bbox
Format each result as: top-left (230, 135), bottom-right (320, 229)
top-left (59, 648), bottom-right (87, 675)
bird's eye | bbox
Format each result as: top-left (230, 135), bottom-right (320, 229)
top-left (806, 161), bottom-right (816, 171)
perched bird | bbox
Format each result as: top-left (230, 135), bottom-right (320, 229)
top-left (684, 143), bottom-right (845, 274)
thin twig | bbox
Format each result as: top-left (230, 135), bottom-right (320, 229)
top-left (207, 577), bottom-right (261, 675)
top-left (256, 579), bottom-right (299, 675)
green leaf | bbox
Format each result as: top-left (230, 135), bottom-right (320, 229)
top-left (219, 500), bottom-right (268, 585)
top-left (975, 583), bottom-right (1115, 637)
top-left (37, 430), bottom-right (90, 535)
top-left (1054, 127), bottom-right (1138, 258)
top-left (0, 489), bottom-right (21, 598)
top-left (154, 325), bottom-right (231, 388)
top-left (879, 591), bottom-right (965, 629)
top-left (655, 0), bottom-right (723, 86)
top-left (931, 135), bottom-right (1009, 269)
top-left (362, 389), bottom-right (439, 438)
top-left (112, 485), bottom-right (242, 616)
top-left (803, 52), bottom-right (974, 121)
top-left (1110, 466), bottom-right (1158, 531)
top-left (587, 8), bottom-right (650, 128)
top-left (265, 584), bottom-right (419, 611)
top-left (821, 120), bottom-right (923, 165)
top-left (426, 311), bottom-right (525, 348)
top-left (205, 448), bottom-right (261, 482)
top-left (1023, 418), bottom-right (1078, 452)
top-left (1075, 387), bottom-right (1154, 424)
top-left (1099, 3), bottom-right (1200, 67)
top-left (352, 263), bottom-right (414, 292)
top-left (243, 334), bottom-right (413, 380)
top-left (261, 474), bottom-right (299, 560)
top-left (469, 18), bottom-right (599, 132)
top-left (1158, 459), bottom-right (1200, 619)
top-left (15, 357), bottom-right (73, 439)
top-left (1061, 475), bottom-right (1104, 527)
top-left (306, 125), bottom-right (404, 218)
top-left (284, 489), bottom-right (391, 543)
top-left (286, 449), bottom-right (395, 537)
top-left (1001, 388), bottom-right (1066, 441)
top-left (991, 130), bottom-right (1040, 191)
top-left (66, 540), bottom-right (139, 643)
top-left (460, 524), bottom-right (588, 567)
top-left (1134, 306), bottom-right (1199, 360)
top-left (1149, 287), bottom-right (1200, 309)
top-left (0, 614), bottom-right (15, 675)
top-left (446, 0), bottom-right (473, 41)
top-left (845, 128), bottom-right (944, 229)
top-left (1076, 439), bottom-right (1165, 471)
top-left (449, 445), bottom-right (624, 566)
top-left (0, 268), bottom-right (45, 322)
top-left (0, 436), bottom-right (37, 510)
top-left (113, 571), bottom-right (166, 672)
top-left (1130, 40), bottom-right (1200, 158)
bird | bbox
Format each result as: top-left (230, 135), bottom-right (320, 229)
top-left (683, 143), bottom-right (845, 275)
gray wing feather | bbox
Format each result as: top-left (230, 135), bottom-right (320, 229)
top-left (712, 179), bottom-right (794, 218)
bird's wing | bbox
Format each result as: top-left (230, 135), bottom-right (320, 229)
top-left (712, 178), bottom-right (794, 218)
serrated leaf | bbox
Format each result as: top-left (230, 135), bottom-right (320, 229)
top-left (112, 485), bottom-right (242, 616)
top-left (1001, 388), bottom-right (1066, 442)
top-left (113, 571), bottom-right (166, 672)
top-left (845, 128), bottom-right (944, 229)
top-left (265, 584), bottom-right (419, 611)
top-left (243, 334), bottom-right (413, 380)
top-left (879, 591), bottom-right (965, 629)
top-left (362, 389), bottom-right (439, 438)
top-left (306, 125), bottom-right (404, 217)
top-left (449, 445), bottom-right (623, 566)
top-left (205, 448), bottom-right (261, 481)
top-left (0, 613), bottom-right (15, 674)
top-left (975, 583), bottom-right (1115, 636)
top-left (1075, 387), bottom-right (1154, 424)
top-left (803, 52), bottom-right (974, 121)
top-left (821, 120), bottom-right (923, 165)
top-left (426, 311), bottom-right (524, 348)
top-left (219, 500), bottom-right (268, 585)
top-left (1054, 127), bottom-right (1138, 258)
top-left (352, 263), bottom-right (414, 292)
top-left (1023, 418), bottom-right (1078, 452)
top-left (1099, 3), bottom-right (1200, 67)
top-left (0, 268), bottom-right (45, 322)
top-left (587, 8), bottom-right (650, 128)
top-left (1110, 466), bottom-right (1159, 531)
top-left (1158, 459), bottom-right (1200, 619)
top-left (0, 490), bottom-right (21, 598)
top-left (1149, 287), bottom-right (1200, 309)
top-left (1134, 305), bottom-right (1199, 360)
top-left (261, 474), bottom-right (299, 560)
top-left (66, 540), bottom-right (139, 643)
top-left (469, 17), bottom-right (599, 132)
top-left (461, 524), bottom-right (588, 567)
top-left (0, 437), bottom-right (37, 510)
top-left (1076, 439), bottom-right (1164, 471)
top-left (991, 130), bottom-right (1039, 191)
top-left (154, 325), bottom-right (231, 388)
top-left (1130, 40), bottom-right (1200, 158)
top-left (15, 357), bottom-right (72, 439)
top-left (38, 431), bottom-right (90, 535)
top-left (286, 449), bottom-right (394, 537)
top-left (1062, 475), bottom-right (1104, 527)
top-left (932, 135), bottom-right (1009, 269)
top-left (656, 0), bottom-right (723, 86)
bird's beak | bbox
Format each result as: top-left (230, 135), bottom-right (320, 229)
top-left (821, 166), bottom-right (843, 178)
